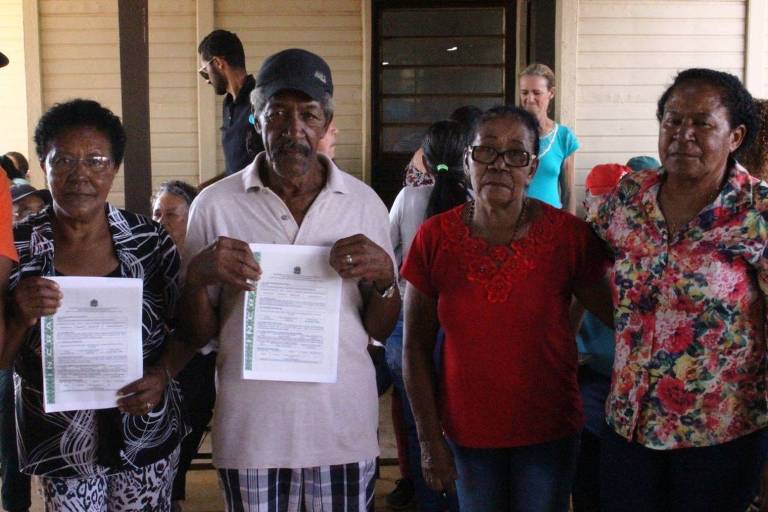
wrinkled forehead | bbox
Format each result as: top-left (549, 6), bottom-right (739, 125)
top-left (266, 89), bottom-right (319, 108)
top-left (474, 116), bottom-right (536, 146)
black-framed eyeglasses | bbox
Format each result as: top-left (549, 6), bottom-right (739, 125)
top-left (198, 58), bottom-right (214, 80)
top-left (46, 153), bottom-right (113, 175)
top-left (470, 145), bottom-right (536, 167)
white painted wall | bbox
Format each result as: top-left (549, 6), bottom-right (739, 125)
top-left (574, 0), bottom-right (746, 196)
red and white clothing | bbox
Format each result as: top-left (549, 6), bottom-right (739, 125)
top-left (402, 202), bottom-right (607, 447)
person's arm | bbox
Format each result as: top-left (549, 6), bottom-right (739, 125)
top-left (329, 234), bottom-right (400, 341)
top-left (560, 154), bottom-right (576, 214)
top-left (403, 283), bottom-right (457, 492)
top-left (574, 275), bottom-right (613, 329)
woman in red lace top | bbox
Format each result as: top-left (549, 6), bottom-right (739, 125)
top-left (401, 106), bottom-right (612, 512)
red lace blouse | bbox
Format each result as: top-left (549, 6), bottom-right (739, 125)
top-left (402, 202), bottom-right (608, 448)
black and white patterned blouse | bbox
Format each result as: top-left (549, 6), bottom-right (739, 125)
top-left (8, 204), bottom-right (187, 477)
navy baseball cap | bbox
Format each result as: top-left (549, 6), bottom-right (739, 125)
top-left (256, 48), bottom-right (333, 102)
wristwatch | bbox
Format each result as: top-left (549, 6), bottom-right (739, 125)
top-left (374, 280), bottom-right (399, 299)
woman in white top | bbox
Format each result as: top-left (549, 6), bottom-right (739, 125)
top-left (386, 120), bottom-right (470, 511)
top-left (519, 63), bottom-right (580, 212)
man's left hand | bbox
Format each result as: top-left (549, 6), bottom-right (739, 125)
top-left (330, 234), bottom-right (394, 289)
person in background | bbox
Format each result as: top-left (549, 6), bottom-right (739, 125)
top-left (5, 153), bottom-right (30, 183)
top-left (318, 118), bottom-right (339, 161)
top-left (571, 163), bottom-right (630, 512)
top-left (151, 180), bottom-right (207, 512)
top-left (0, 184), bottom-right (51, 512)
top-left (0, 155), bottom-right (28, 186)
top-left (403, 106), bottom-right (611, 512)
top-left (387, 120), bottom-right (469, 511)
top-left (0, 48), bottom-right (24, 512)
top-left (0, 177), bottom-right (22, 512)
top-left (589, 68), bottom-right (768, 512)
top-left (449, 106), bottom-right (483, 145)
top-left (152, 180), bottom-right (197, 251)
top-left (1, 99), bottom-right (188, 511)
top-left (197, 29), bottom-right (263, 175)
top-left (625, 155), bottom-right (660, 173)
top-left (0, 52), bottom-right (24, 512)
top-left (519, 63), bottom-right (579, 212)
top-left (10, 184), bottom-right (51, 223)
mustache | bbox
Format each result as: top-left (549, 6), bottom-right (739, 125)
top-left (274, 139), bottom-right (312, 157)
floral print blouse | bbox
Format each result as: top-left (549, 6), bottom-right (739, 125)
top-left (589, 164), bottom-right (768, 449)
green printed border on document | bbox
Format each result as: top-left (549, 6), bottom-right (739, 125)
top-left (42, 315), bottom-right (55, 404)
top-left (243, 251), bottom-right (260, 372)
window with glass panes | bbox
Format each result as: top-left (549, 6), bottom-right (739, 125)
top-left (372, 2), bottom-right (515, 206)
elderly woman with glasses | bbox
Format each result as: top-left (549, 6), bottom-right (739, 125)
top-left (402, 105), bottom-right (611, 512)
top-left (1, 99), bottom-right (187, 511)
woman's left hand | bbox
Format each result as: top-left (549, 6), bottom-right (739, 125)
top-left (116, 366), bottom-right (169, 416)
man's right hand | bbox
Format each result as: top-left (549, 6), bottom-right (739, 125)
top-left (12, 277), bottom-right (63, 328)
top-left (186, 236), bottom-right (261, 291)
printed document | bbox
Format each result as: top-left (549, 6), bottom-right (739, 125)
top-left (41, 277), bottom-right (143, 413)
top-left (243, 244), bottom-right (342, 383)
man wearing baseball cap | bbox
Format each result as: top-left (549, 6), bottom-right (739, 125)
top-left (182, 48), bottom-right (400, 510)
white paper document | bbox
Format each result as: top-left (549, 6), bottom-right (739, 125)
top-left (242, 244), bottom-right (342, 383)
top-left (41, 277), bottom-right (143, 413)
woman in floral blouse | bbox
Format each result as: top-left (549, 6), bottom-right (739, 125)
top-left (402, 106), bottom-right (611, 512)
top-left (589, 68), bottom-right (768, 511)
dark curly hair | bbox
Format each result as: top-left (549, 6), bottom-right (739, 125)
top-left (198, 29), bottom-right (245, 69)
top-left (656, 68), bottom-right (760, 158)
top-left (34, 99), bottom-right (127, 167)
top-left (474, 105), bottom-right (541, 155)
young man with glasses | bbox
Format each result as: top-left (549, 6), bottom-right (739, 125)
top-left (197, 29), bottom-right (263, 176)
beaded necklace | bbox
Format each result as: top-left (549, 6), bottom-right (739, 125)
top-left (464, 198), bottom-right (529, 242)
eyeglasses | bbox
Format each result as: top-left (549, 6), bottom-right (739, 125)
top-left (46, 153), bottom-right (113, 175)
top-left (470, 146), bottom-right (536, 167)
top-left (198, 58), bottom-right (214, 80)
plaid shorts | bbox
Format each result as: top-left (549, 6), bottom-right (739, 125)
top-left (218, 459), bottom-right (376, 512)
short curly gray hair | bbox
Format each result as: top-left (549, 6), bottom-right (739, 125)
top-left (250, 87), bottom-right (335, 122)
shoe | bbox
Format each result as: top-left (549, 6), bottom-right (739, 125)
top-left (386, 477), bottom-right (415, 510)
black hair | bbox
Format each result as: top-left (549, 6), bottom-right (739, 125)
top-left (0, 155), bottom-right (24, 181)
top-left (423, 120), bottom-right (470, 218)
top-left (474, 105), bottom-right (541, 155)
top-left (34, 99), bottom-right (126, 167)
top-left (198, 29), bottom-right (246, 69)
top-left (152, 180), bottom-right (198, 208)
top-left (449, 105), bottom-right (483, 145)
top-left (656, 68), bottom-right (759, 158)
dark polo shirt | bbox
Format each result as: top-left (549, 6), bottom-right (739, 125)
top-left (222, 74), bottom-right (262, 175)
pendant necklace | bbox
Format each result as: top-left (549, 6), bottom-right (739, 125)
top-left (538, 123), bottom-right (559, 160)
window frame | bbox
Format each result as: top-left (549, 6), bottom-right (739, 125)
top-left (371, 0), bottom-right (517, 206)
